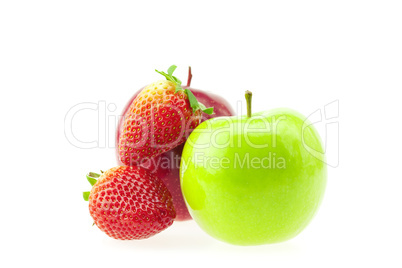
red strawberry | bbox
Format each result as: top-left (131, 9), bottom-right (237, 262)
top-left (83, 166), bottom-right (175, 240)
top-left (115, 67), bottom-right (235, 221)
top-left (118, 65), bottom-right (213, 166)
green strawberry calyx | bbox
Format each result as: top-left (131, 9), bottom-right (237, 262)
top-left (155, 65), bottom-right (214, 115)
top-left (83, 172), bottom-right (101, 201)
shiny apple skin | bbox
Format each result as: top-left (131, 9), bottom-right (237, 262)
top-left (116, 86), bottom-right (235, 220)
top-left (180, 109), bottom-right (327, 244)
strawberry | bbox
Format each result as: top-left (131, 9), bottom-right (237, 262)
top-left (83, 166), bottom-right (175, 240)
top-left (118, 65), bottom-right (213, 166)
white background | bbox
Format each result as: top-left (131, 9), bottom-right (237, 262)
top-left (1, 0), bottom-right (401, 267)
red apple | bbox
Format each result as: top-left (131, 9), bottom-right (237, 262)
top-left (116, 67), bottom-right (235, 220)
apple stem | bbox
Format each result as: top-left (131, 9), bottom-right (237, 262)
top-left (186, 66), bottom-right (192, 87)
top-left (245, 91), bottom-right (252, 117)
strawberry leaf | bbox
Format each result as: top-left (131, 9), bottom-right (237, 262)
top-left (185, 89), bottom-right (214, 115)
top-left (89, 172), bottom-right (100, 178)
top-left (167, 65), bottom-right (177, 76)
top-left (185, 88), bottom-right (199, 113)
top-left (198, 102), bottom-right (214, 115)
top-left (155, 69), bottom-right (173, 82)
top-left (83, 191), bottom-right (90, 201)
top-left (86, 174), bottom-right (97, 186)
top-left (203, 107), bottom-right (214, 115)
top-left (86, 172), bottom-right (100, 186)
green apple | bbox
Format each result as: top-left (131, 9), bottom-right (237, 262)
top-left (180, 91), bottom-right (327, 245)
